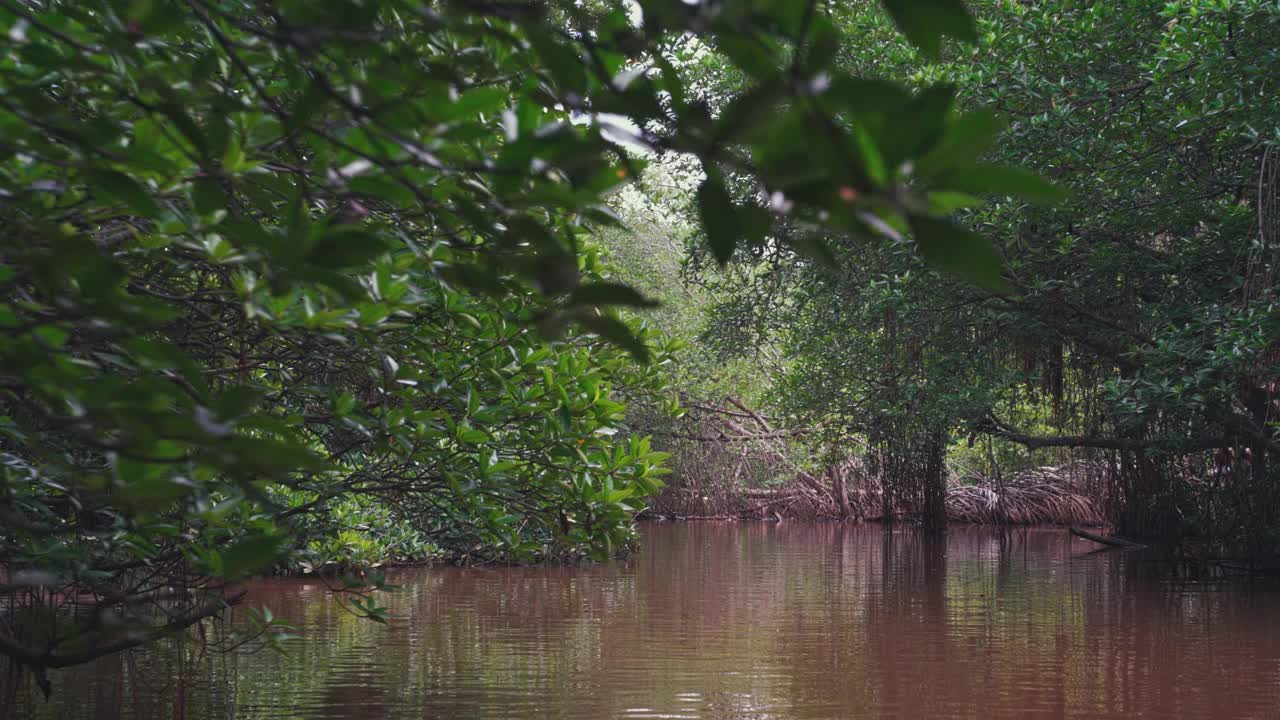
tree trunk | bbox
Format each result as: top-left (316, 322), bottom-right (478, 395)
top-left (922, 430), bottom-right (947, 532)
top-left (831, 464), bottom-right (852, 519)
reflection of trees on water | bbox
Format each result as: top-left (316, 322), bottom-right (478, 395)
top-left (12, 525), bottom-right (1280, 719)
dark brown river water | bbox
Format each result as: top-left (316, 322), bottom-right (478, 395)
top-left (7, 523), bottom-right (1280, 719)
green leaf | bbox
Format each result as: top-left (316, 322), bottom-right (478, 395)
top-left (910, 215), bottom-right (1009, 293)
top-left (156, 102), bottom-right (208, 157)
top-left (443, 86), bottom-right (507, 121)
top-left (698, 170), bottom-right (738, 265)
top-left (804, 16), bottom-right (842, 70)
top-left (33, 325), bottom-right (69, 348)
top-left (192, 178), bottom-right (227, 216)
top-left (284, 80), bottom-right (327, 135)
top-left (926, 191), bottom-right (984, 214)
top-left (128, 0), bottom-right (185, 35)
top-left (881, 84), bottom-right (955, 169)
top-left (309, 228), bottom-right (394, 268)
top-left (218, 437), bottom-right (326, 475)
top-left (458, 428), bottom-right (491, 444)
top-left (914, 108), bottom-right (1005, 179)
top-left (606, 487), bottom-right (634, 504)
top-left (86, 170), bottom-right (162, 217)
top-left (116, 457), bottom-right (192, 511)
top-left (219, 534), bottom-right (285, 580)
top-left (527, 251), bottom-right (580, 295)
top-left (121, 337), bottom-right (192, 369)
top-left (935, 165), bottom-right (1068, 204)
top-left (335, 392), bottom-right (357, 415)
top-left (527, 29), bottom-right (586, 95)
top-left (578, 314), bottom-right (651, 363)
top-left (567, 282), bottom-right (658, 308)
top-left (713, 33), bottom-right (779, 81)
top-left (881, 0), bottom-right (978, 58)
top-left (713, 79), bottom-right (786, 144)
top-left (220, 128), bottom-right (244, 171)
top-left (655, 54), bottom-right (687, 113)
top-left (826, 76), bottom-right (913, 116)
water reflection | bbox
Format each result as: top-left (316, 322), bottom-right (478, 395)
top-left (7, 523), bottom-right (1280, 718)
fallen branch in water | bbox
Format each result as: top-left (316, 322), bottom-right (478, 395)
top-left (1070, 527), bottom-right (1145, 548)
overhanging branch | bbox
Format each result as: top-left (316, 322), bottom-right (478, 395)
top-left (0, 590), bottom-right (246, 671)
top-left (976, 415), bottom-right (1233, 452)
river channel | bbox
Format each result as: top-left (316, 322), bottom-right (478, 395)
top-left (9, 522), bottom-right (1280, 718)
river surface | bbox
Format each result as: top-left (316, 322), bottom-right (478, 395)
top-left (7, 523), bottom-right (1280, 719)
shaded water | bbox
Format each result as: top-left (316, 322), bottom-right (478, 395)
top-left (8, 523), bottom-right (1280, 719)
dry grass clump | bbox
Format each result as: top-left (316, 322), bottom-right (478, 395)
top-left (947, 466), bottom-right (1104, 525)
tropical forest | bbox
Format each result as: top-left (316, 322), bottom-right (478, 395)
top-left (2, 0), bottom-right (1279, 717)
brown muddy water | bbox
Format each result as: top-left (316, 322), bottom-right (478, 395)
top-left (7, 523), bottom-right (1280, 719)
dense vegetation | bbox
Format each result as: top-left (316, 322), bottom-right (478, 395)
top-left (0, 0), bottom-right (1061, 686)
top-left (627, 1), bottom-right (1280, 557)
